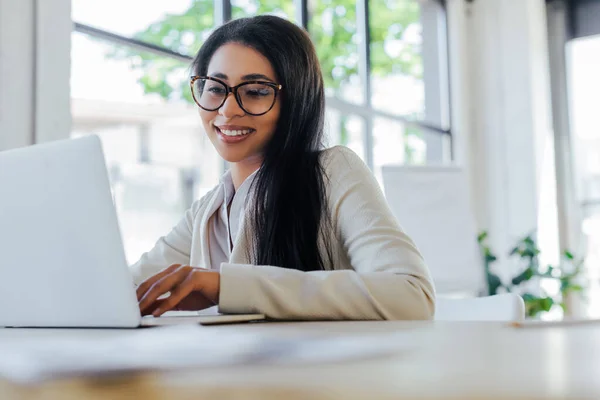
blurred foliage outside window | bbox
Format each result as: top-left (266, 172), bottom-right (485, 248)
top-left (108, 0), bottom-right (426, 152)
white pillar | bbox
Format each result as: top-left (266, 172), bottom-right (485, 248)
top-left (36, 0), bottom-right (72, 144)
top-left (0, 0), bottom-right (35, 150)
top-left (0, 0), bottom-right (71, 151)
top-left (546, 1), bottom-right (584, 256)
top-left (447, 0), bottom-right (555, 279)
top-left (421, 0), bottom-right (451, 163)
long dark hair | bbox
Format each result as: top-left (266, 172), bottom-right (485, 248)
top-left (193, 15), bottom-right (332, 271)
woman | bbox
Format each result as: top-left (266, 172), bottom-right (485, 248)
top-left (133, 15), bottom-right (435, 321)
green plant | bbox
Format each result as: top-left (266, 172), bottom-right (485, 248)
top-left (106, 0), bottom-right (423, 104)
top-left (478, 232), bottom-right (585, 318)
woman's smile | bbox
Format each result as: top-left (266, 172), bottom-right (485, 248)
top-left (214, 124), bottom-right (257, 144)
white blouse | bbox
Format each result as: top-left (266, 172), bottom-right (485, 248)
top-left (209, 169), bottom-right (256, 269)
top-left (130, 146), bottom-right (436, 320)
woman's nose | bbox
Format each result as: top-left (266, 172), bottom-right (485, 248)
top-left (219, 93), bottom-right (245, 118)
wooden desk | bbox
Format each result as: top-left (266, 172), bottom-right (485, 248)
top-left (1, 321), bottom-right (600, 399)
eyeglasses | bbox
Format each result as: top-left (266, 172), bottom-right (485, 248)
top-left (190, 76), bottom-right (283, 116)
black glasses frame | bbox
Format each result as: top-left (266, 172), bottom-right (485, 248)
top-left (190, 76), bottom-right (283, 116)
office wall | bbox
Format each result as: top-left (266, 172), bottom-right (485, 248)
top-left (0, 0), bottom-right (71, 151)
top-left (447, 0), bottom-right (556, 277)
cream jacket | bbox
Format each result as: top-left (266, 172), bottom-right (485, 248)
top-left (131, 146), bottom-right (436, 320)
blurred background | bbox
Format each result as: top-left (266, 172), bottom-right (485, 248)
top-left (0, 0), bottom-right (598, 319)
top-left (67, 0), bottom-right (445, 263)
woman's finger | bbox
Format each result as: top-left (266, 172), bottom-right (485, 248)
top-left (151, 273), bottom-right (196, 317)
top-left (141, 299), bottom-right (166, 316)
top-left (138, 266), bottom-right (189, 312)
top-left (136, 264), bottom-right (181, 300)
top-left (174, 293), bottom-right (214, 311)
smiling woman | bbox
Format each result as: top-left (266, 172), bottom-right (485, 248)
top-left (194, 43), bottom-right (282, 173)
top-left (131, 15), bottom-right (435, 321)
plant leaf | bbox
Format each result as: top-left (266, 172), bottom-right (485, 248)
top-left (521, 293), bottom-right (536, 302)
top-left (487, 272), bottom-right (503, 296)
top-left (540, 297), bottom-right (554, 311)
top-left (477, 231), bottom-right (488, 243)
top-left (512, 267), bottom-right (534, 286)
top-left (568, 284), bottom-right (584, 293)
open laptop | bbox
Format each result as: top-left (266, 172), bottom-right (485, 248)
top-left (0, 136), bottom-right (265, 328)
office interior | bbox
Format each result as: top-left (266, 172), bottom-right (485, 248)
top-left (1, 0), bottom-right (600, 397)
top-left (2, 0), bottom-right (599, 317)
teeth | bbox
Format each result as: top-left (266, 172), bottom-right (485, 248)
top-left (220, 129), bottom-right (252, 137)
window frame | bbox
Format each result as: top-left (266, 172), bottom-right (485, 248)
top-left (73, 0), bottom-right (452, 171)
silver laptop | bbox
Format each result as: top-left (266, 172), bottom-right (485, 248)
top-left (0, 136), bottom-right (264, 328)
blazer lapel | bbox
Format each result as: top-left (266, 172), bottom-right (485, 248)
top-left (229, 212), bottom-right (251, 264)
top-left (199, 185), bottom-right (224, 270)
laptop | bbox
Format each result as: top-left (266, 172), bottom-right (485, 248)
top-left (0, 136), bottom-right (265, 328)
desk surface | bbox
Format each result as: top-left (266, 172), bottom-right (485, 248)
top-left (2, 321), bottom-right (600, 400)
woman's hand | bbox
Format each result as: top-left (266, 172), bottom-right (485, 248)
top-left (136, 264), bottom-right (220, 317)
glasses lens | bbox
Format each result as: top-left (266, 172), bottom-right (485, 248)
top-left (238, 83), bottom-right (276, 115)
top-left (193, 78), bottom-right (226, 110)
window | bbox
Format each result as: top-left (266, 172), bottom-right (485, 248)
top-left (568, 34), bottom-right (600, 317)
top-left (309, 0), bottom-right (363, 105)
top-left (72, 0), bottom-right (213, 54)
top-left (71, 1), bottom-right (220, 264)
top-left (71, 0), bottom-right (451, 263)
top-left (370, 0), bottom-right (424, 118)
top-left (232, 0), bottom-right (294, 20)
top-left (309, 0), bottom-right (451, 177)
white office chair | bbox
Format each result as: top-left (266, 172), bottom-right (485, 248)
top-left (435, 293), bottom-right (525, 322)
top-left (382, 165), bottom-right (485, 295)
top-left (382, 166), bottom-right (526, 322)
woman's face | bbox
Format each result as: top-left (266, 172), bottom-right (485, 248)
top-left (199, 42), bottom-right (281, 164)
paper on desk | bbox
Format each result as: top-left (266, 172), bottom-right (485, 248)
top-left (0, 325), bottom-right (412, 384)
top-left (510, 318), bottom-right (600, 328)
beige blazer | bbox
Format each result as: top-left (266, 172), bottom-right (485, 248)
top-left (131, 146), bottom-right (436, 320)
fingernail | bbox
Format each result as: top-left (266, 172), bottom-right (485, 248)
top-left (152, 309), bottom-right (161, 317)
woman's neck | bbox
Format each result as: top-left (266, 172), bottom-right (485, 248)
top-left (230, 157), bottom-right (262, 190)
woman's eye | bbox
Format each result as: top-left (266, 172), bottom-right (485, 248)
top-left (246, 89), bottom-right (269, 97)
top-left (208, 87), bottom-right (225, 94)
